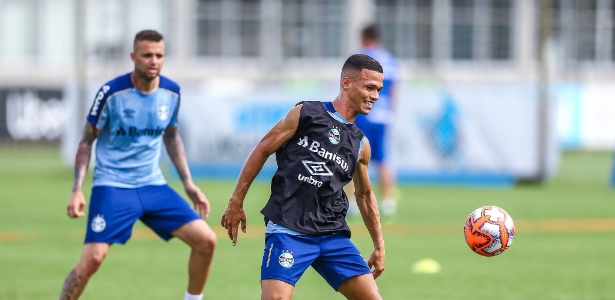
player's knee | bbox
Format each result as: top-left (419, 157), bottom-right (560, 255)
top-left (79, 251), bottom-right (107, 275)
top-left (261, 289), bottom-right (292, 300)
top-left (203, 230), bottom-right (217, 252)
top-left (194, 228), bottom-right (216, 256)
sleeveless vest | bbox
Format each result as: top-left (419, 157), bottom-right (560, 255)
top-left (260, 101), bottom-right (364, 236)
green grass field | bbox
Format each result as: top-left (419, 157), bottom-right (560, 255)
top-left (1, 144), bottom-right (614, 299)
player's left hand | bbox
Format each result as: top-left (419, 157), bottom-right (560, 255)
top-left (367, 247), bottom-right (385, 279)
top-left (220, 198), bottom-right (247, 246)
top-left (184, 181), bottom-right (210, 219)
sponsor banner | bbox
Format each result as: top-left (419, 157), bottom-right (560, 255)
top-left (390, 82), bottom-right (558, 181)
top-left (0, 88), bottom-right (65, 141)
top-left (178, 81), bottom-right (559, 183)
top-left (55, 79), bottom-right (615, 183)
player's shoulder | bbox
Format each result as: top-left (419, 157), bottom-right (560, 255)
top-left (158, 74), bottom-right (180, 95)
top-left (102, 72), bottom-right (133, 95)
top-left (91, 73), bottom-right (132, 106)
top-left (295, 100), bottom-right (323, 109)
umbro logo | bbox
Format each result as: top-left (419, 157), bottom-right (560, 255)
top-left (123, 109), bottom-right (135, 118)
top-left (301, 160), bottom-right (332, 176)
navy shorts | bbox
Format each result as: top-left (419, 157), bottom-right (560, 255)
top-left (84, 185), bottom-right (201, 244)
top-left (261, 232), bottom-right (372, 290)
top-left (354, 114), bottom-right (388, 163)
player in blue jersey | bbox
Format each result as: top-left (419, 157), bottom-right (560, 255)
top-left (221, 54), bottom-right (386, 299)
top-left (59, 30), bottom-right (216, 300)
top-left (349, 24), bottom-right (400, 216)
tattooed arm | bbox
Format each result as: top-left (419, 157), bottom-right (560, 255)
top-left (66, 123), bottom-right (99, 218)
top-left (163, 126), bottom-right (210, 219)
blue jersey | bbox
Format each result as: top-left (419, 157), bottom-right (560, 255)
top-left (361, 45), bottom-right (399, 124)
top-left (86, 73), bottom-right (180, 188)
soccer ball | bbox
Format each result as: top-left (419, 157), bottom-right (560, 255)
top-left (464, 205), bottom-right (515, 257)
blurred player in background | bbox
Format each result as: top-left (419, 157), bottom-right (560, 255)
top-left (348, 23), bottom-right (400, 216)
top-left (221, 54), bottom-right (386, 299)
top-left (60, 30), bottom-right (216, 300)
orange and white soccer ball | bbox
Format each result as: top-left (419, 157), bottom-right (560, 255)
top-left (464, 205), bottom-right (515, 257)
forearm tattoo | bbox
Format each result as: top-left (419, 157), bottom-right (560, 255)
top-left (72, 125), bottom-right (96, 192)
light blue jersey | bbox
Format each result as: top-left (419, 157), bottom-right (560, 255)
top-left (361, 46), bottom-right (399, 124)
top-left (86, 73), bottom-right (180, 188)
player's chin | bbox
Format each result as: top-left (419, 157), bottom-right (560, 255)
top-left (360, 106), bottom-right (372, 115)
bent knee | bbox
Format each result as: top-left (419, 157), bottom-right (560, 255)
top-left (193, 225), bottom-right (217, 254)
top-left (78, 251), bottom-right (107, 275)
top-left (198, 230), bottom-right (217, 251)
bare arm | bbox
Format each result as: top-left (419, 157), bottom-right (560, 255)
top-left (221, 104), bottom-right (302, 245)
top-left (163, 126), bottom-right (210, 218)
top-left (353, 138), bottom-right (386, 278)
top-left (66, 123), bottom-right (98, 218)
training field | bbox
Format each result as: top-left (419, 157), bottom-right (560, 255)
top-left (1, 145), bottom-right (614, 299)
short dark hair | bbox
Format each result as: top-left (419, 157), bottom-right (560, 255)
top-left (341, 54), bottom-right (383, 79)
top-left (133, 30), bottom-right (164, 50)
top-left (361, 24), bottom-right (380, 41)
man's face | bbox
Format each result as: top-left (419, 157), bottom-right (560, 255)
top-left (343, 69), bottom-right (384, 115)
top-left (131, 39), bottom-right (165, 81)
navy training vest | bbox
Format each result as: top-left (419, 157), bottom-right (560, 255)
top-left (260, 101), bottom-right (364, 237)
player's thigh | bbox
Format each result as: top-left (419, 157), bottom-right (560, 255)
top-left (172, 219), bottom-right (216, 248)
top-left (85, 186), bottom-right (142, 244)
top-left (139, 185), bottom-right (201, 241)
top-left (312, 233), bottom-right (372, 290)
top-left (261, 233), bottom-right (319, 286)
top-left (337, 274), bottom-right (382, 300)
top-left (261, 279), bottom-right (295, 300)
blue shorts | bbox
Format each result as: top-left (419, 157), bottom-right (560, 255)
top-left (354, 114), bottom-right (388, 163)
top-left (260, 232), bottom-right (372, 290)
top-left (84, 185), bottom-right (201, 244)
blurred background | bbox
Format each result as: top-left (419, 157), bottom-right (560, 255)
top-left (0, 0), bottom-right (614, 185)
top-left (2, 1), bottom-right (615, 299)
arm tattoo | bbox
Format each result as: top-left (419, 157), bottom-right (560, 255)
top-left (163, 128), bottom-right (191, 183)
top-left (72, 124), bottom-right (97, 192)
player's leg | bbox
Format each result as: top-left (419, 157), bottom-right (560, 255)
top-left (376, 161), bottom-right (397, 215)
top-left (337, 274), bottom-right (382, 300)
top-left (139, 184), bottom-right (216, 297)
top-left (173, 219), bottom-right (217, 295)
top-left (370, 124), bottom-right (396, 215)
top-left (260, 232), bottom-right (319, 300)
top-left (60, 186), bottom-right (140, 299)
top-left (59, 242), bottom-right (111, 300)
top-left (261, 279), bottom-right (295, 300)
top-left (312, 233), bottom-right (382, 299)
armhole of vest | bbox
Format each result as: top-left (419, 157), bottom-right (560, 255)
top-left (286, 104), bottom-right (306, 145)
top-left (359, 136), bottom-right (366, 154)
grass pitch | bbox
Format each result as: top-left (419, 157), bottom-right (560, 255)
top-left (0, 145), bottom-right (614, 299)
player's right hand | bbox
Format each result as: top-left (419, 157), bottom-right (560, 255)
top-left (220, 199), bottom-right (247, 246)
top-left (66, 190), bottom-right (86, 218)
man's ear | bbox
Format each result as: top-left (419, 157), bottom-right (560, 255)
top-left (341, 77), bottom-right (351, 90)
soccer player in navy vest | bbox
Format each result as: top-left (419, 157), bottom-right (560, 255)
top-left (60, 30), bottom-right (216, 300)
top-left (221, 54), bottom-right (386, 299)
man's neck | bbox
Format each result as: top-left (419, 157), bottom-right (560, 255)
top-left (131, 72), bottom-right (159, 93)
top-left (331, 97), bottom-right (357, 123)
